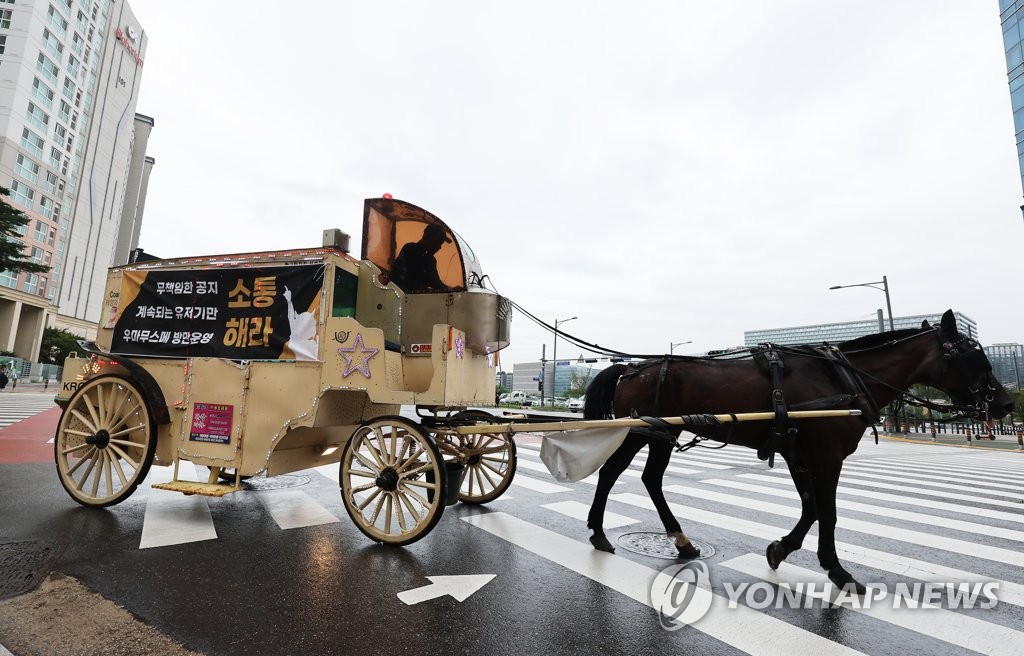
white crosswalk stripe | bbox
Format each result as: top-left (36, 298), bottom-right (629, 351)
top-left (0, 392), bottom-right (57, 428)
top-left (124, 433), bottom-right (1024, 654)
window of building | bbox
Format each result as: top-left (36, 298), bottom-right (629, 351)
top-left (42, 28), bottom-right (64, 59)
top-left (62, 77), bottom-right (76, 101)
top-left (15, 154), bottom-right (39, 182)
top-left (29, 247), bottom-right (43, 265)
top-left (38, 277), bottom-right (48, 296)
top-left (49, 146), bottom-right (62, 169)
top-left (34, 221), bottom-right (48, 242)
top-left (0, 35), bottom-right (7, 55)
top-left (0, 271), bottom-right (16, 289)
top-left (67, 54), bottom-right (79, 77)
top-left (48, 285), bottom-right (56, 301)
top-left (53, 123), bottom-right (66, 142)
top-left (58, 100), bottom-right (71, 124)
top-left (24, 273), bottom-right (37, 294)
top-left (39, 197), bottom-right (54, 219)
top-left (48, 5), bottom-right (68, 34)
top-left (11, 181), bottom-right (34, 208)
top-left (31, 78), bottom-right (55, 107)
top-left (26, 102), bottom-right (50, 131)
top-left (71, 31), bottom-right (84, 56)
top-left (48, 228), bottom-right (56, 246)
top-left (83, 91), bottom-right (92, 110)
top-left (0, 9), bottom-right (12, 30)
top-left (37, 53), bottom-right (59, 84)
top-left (67, 174), bottom-right (76, 193)
top-left (20, 128), bottom-right (44, 156)
top-left (44, 171), bottom-right (58, 194)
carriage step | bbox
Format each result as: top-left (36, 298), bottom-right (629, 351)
top-left (152, 481), bottom-right (241, 497)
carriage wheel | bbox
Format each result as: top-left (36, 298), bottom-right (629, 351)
top-left (54, 375), bottom-right (156, 507)
top-left (438, 411), bottom-right (517, 505)
top-left (340, 416), bottom-right (445, 546)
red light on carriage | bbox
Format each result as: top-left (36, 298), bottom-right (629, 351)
top-left (382, 193), bottom-right (393, 199)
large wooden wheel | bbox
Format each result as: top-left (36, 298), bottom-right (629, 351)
top-left (340, 416), bottom-right (445, 546)
top-left (438, 410), bottom-right (517, 505)
top-left (54, 375), bottom-right (156, 507)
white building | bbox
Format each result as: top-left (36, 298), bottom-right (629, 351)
top-left (0, 0), bottom-right (151, 359)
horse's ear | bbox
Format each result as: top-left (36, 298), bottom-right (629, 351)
top-left (940, 309), bottom-right (957, 334)
top-left (921, 320), bottom-right (931, 329)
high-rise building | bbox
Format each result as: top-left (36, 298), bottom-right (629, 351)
top-left (984, 343), bottom-right (1023, 390)
top-left (744, 312), bottom-right (979, 347)
top-left (0, 0), bottom-right (151, 360)
top-left (1000, 1), bottom-right (1024, 208)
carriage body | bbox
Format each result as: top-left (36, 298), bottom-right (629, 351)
top-left (53, 198), bottom-right (516, 544)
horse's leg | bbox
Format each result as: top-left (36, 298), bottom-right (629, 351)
top-left (812, 468), bottom-right (867, 595)
top-left (766, 460), bottom-right (816, 570)
top-left (587, 433), bottom-right (645, 553)
top-left (642, 438), bottom-right (699, 559)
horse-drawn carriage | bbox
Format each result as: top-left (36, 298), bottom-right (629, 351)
top-left (53, 195), bottom-right (1015, 593)
top-left (54, 197), bottom-right (517, 545)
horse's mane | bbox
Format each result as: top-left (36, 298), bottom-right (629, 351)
top-left (837, 327), bottom-right (929, 351)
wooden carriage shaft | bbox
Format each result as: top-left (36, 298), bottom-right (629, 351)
top-left (447, 409), bottom-right (862, 436)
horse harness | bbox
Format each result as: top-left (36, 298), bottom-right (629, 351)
top-left (754, 344), bottom-right (881, 469)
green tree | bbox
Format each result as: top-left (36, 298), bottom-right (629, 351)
top-left (1012, 391), bottom-right (1024, 424)
top-left (0, 187), bottom-right (50, 275)
top-left (38, 327), bottom-right (86, 364)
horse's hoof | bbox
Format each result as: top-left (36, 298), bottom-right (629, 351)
top-left (828, 568), bottom-right (867, 596)
top-left (766, 540), bottom-right (787, 570)
top-left (676, 542), bottom-right (700, 559)
top-left (590, 533), bottom-right (615, 553)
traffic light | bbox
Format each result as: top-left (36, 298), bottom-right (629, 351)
top-left (538, 380), bottom-right (543, 391)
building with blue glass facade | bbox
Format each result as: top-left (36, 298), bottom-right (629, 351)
top-left (1000, 1), bottom-right (1024, 201)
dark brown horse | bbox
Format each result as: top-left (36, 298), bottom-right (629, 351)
top-left (584, 310), bottom-right (1014, 593)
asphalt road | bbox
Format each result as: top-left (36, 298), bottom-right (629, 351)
top-left (2, 400), bottom-right (1023, 655)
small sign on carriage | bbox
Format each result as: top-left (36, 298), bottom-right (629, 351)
top-left (410, 343), bottom-right (433, 355)
top-left (189, 403), bottom-right (234, 444)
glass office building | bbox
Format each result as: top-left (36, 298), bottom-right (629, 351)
top-left (744, 312), bottom-right (979, 347)
top-left (1001, 1), bottom-right (1024, 198)
top-left (984, 343), bottom-right (1023, 390)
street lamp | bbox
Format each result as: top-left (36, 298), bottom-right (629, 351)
top-left (829, 275), bottom-right (894, 331)
top-left (551, 316), bottom-right (577, 404)
top-left (829, 275), bottom-right (898, 431)
top-left (670, 340), bottom-right (692, 355)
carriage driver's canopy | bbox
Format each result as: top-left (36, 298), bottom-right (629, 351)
top-left (361, 197), bottom-right (484, 293)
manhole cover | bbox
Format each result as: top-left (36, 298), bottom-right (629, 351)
top-left (616, 532), bottom-right (716, 560)
top-left (243, 474), bottom-right (311, 491)
top-left (0, 541), bottom-right (60, 600)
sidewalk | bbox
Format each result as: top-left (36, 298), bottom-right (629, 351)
top-left (877, 429), bottom-right (1024, 452)
top-left (0, 381), bottom-right (57, 394)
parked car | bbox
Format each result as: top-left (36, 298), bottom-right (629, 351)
top-left (568, 396), bottom-right (585, 412)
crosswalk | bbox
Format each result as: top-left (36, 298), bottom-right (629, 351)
top-left (118, 433), bottom-right (1024, 654)
top-left (0, 392), bottom-right (56, 428)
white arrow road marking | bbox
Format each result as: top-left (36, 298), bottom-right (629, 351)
top-left (397, 575), bottom-right (496, 605)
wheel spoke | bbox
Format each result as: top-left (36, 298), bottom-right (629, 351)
top-left (393, 492), bottom-right (408, 532)
top-left (96, 384), bottom-right (107, 427)
top-left (368, 493), bottom-right (386, 524)
top-left (347, 469), bottom-right (376, 479)
top-left (69, 408), bottom-right (97, 434)
top-left (61, 442), bottom-right (91, 456)
top-left (108, 387), bottom-right (134, 430)
top-left (89, 451), bottom-right (103, 497)
top-left (107, 442), bottom-right (140, 471)
top-left (103, 450), bottom-right (114, 497)
top-left (476, 463), bottom-right (499, 489)
top-left (397, 482), bottom-right (431, 508)
top-left (351, 449), bottom-right (380, 473)
top-left (397, 489), bottom-right (421, 522)
top-left (63, 428), bottom-right (92, 438)
top-left (357, 487), bottom-right (384, 512)
top-left (360, 434), bottom-right (387, 470)
top-left (399, 461), bottom-right (431, 479)
top-left (108, 437), bottom-right (146, 452)
top-left (108, 424), bottom-right (146, 440)
top-left (351, 481), bottom-right (377, 494)
top-left (66, 446), bottom-right (97, 477)
top-left (81, 391), bottom-right (102, 432)
top-left (479, 459), bottom-right (506, 477)
top-left (107, 402), bottom-right (142, 436)
top-left (394, 446), bottom-right (425, 474)
top-left (109, 453), bottom-right (129, 486)
top-left (384, 493), bottom-right (394, 532)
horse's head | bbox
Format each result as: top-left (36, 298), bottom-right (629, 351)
top-left (923, 310), bottom-right (1014, 420)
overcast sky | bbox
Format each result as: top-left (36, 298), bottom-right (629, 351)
top-left (128, 1), bottom-right (1023, 368)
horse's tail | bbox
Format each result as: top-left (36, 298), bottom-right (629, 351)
top-left (584, 364), bottom-right (628, 419)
